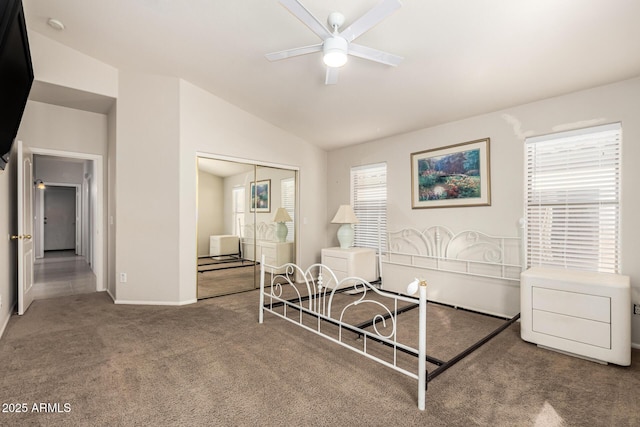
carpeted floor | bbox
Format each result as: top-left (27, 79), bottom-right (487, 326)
top-left (0, 290), bottom-right (638, 426)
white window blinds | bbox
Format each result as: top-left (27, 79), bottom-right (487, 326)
top-left (232, 187), bottom-right (245, 236)
top-left (281, 177), bottom-right (295, 241)
top-left (525, 123), bottom-right (621, 273)
top-left (351, 163), bottom-right (387, 251)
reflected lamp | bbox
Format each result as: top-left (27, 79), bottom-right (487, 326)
top-left (273, 207), bottom-right (293, 242)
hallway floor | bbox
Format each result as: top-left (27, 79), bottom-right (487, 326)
top-left (33, 250), bottom-right (96, 300)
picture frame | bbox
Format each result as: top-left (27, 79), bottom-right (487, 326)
top-left (411, 138), bottom-right (491, 209)
top-left (250, 179), bottom-right (271, 213)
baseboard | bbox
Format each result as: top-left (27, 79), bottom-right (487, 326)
top-left (106, 288), bottom-right (115, 302)
top-left (0, 302), bottom-right (16, 341)
top-left (632, 342), bottom-right (639, 350)
top-left (114, 298), bottom-right (197, 306)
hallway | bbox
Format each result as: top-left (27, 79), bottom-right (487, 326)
top-left (33, 250), bottom-right (96, 300)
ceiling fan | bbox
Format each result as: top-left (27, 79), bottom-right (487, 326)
top-left (265, 0), bottom-right (403, 85)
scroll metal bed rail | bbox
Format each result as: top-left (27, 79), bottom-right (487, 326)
top-left (258, 255), bottom-right (429, 410)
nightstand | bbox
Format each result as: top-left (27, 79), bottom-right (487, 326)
top-left (242, 239), bottom-right (293, 274)
top-left (321, 247), bottom-right (377, 287)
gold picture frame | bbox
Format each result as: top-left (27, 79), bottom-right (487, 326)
top-left (411, 138), bottom-right (491, 208)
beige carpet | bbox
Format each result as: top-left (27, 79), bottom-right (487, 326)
top-left (0, 291), bottom-right (638, 426)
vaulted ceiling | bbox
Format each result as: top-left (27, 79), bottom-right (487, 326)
top-left (23, 0), bottom-right (640, 151)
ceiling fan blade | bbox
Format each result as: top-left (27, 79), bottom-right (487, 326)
top-left (340, 0), bottom-right (402, 42)
top-left (349, 43), bottom-right (403, 66)
top-left (279, 0), bottom-right (332, 40)
top-left (265, 43), bottom-right (323, 61)
top-left (325, 67), bottom-right (339, 85)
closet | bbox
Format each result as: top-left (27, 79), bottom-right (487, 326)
top-left (196, 157), bottom-right (297, 299)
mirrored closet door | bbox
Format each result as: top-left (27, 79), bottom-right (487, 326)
top-left (196, 157), bottom-right (297, 299)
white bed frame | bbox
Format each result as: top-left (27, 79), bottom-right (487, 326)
top-left (382, 225), bottom-right (522, 317)
top-left (258, 255), bottom-right (429, 410)
top-left (258, 225), bottom-right (522, 410)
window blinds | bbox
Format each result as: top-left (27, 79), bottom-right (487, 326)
top-left (232, 187), bottom-right (245, 236)
top-left (351, 163), bottom-right (387, 251)
top-left (281, 177), bottom-right (295, 241)
top-left (525, 123), bottom-right (621, 273)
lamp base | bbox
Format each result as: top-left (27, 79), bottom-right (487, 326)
top-left (276, 222), bottom-right (288, 243)
top-left (336, 223), bottom-right (354, 249)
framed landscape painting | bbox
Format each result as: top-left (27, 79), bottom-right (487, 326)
top-left (411, 138), bottom-right (491, 209)
top-left (250, 179), bottom-right (271, 213)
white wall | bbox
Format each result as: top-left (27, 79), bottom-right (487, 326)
top-left (114, 71), bottom-right (181, 304)
top-left (18, 101), bottom-right (108, 155)
top-left (178, 80), bottom-right (327, 304)
top-left (34, 156), bottom-right (84, 184)
top-left (27, 31), bottom-right (118, 98)
top-left (327, 77), bottom-right (640, 345)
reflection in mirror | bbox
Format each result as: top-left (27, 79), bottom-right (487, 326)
top-left (251, 165), bottom-right (297, 276)
top-left (196, 157), bottom-right (296, 299)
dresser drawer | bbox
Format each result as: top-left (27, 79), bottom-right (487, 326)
top-left (262, 246), bottom-right (276, 262)
top-left (520, 266), bottom-right (630, 365)
top-left (323, 255), bottom-right (348, 273)
top-left (532, 286), bottom-right (610, 323)
top-left (532, 309), bottom-right (610, 349)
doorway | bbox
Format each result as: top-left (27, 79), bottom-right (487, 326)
top-left (196, 156), bottom-right (298, 299)
top-left (29, 151), bottom-right (104, 300)
top-left (43, 185), bottom-right (78, 253)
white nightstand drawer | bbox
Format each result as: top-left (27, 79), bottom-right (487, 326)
top-left (262, 247), bottom-right (276, 260)
top-left (323, 255), bottom-right (348, 272)
top-left (321, 247), bottom-right (377, 288)
top-left (532, 287), bottom-right (610, 323)
top-left (532, 309), bottom-right (610, 349)
top-left (520, 266), bottom-right (630, 365)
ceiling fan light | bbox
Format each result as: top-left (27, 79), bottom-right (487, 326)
top-left (323, 37), bottom-right (348, 68)
top-left (323, 51), bottom-right (347, 68)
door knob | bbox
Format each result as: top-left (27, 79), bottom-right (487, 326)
top-left (10, 234), bottom-right (32, 240)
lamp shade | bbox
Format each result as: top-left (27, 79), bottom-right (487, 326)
top-left (331, 205), bottom-right (359, 224)
top-left (273, 207), bottom-right (292, 223)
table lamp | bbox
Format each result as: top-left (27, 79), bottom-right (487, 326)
top-left (331, 205), bottom-right (359, 248)
top-left (273, 207), bottom-right (293, 242)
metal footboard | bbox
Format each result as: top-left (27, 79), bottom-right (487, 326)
top-left (258, 255), bottom-right (428, 410)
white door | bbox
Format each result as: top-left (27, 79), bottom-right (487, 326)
top-left (16, 140), bottom-right (35, 315)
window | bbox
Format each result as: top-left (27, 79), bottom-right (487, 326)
top-left (525, 123), bottom-right (621, 273)
top-left (281, 177), bottom-right (295, 241)
top-left (351, 163), bottom-right (387, 250)
top-left (232, 187), bottom-right (245, 236)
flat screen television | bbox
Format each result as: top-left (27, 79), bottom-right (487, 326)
top-left (0, 0), bottom-right (33, 170)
